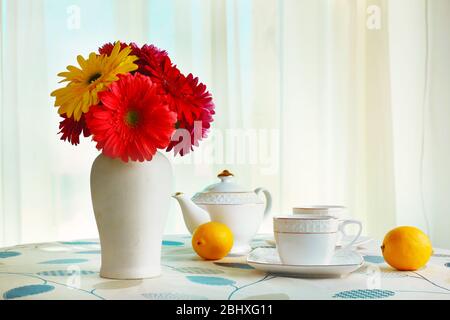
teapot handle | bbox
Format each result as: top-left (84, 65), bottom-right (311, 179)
top-left (254, 188), bottom-right (272, 216)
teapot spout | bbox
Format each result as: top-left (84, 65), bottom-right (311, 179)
top-left (172, 192), bottom-right (210, 234)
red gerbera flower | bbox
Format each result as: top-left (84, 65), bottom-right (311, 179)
top-left (58, 113), bottom-right (91, 145)
top-left (135, 44), bottom-right (169, 77)
top-left (85, 73), bottom-right (177, 162)
top-left (166, 118), bottom-right (207, 156)
top-left (184, 73), bottom-right (215, 129)
top-left (99, 42), bottom-right (168, 76)
top-left (152, 59), bottom-right (202, 124)
top-left (98, 42), bottom-right (215, 156)
top-left (162, 70), bottom-right (215, 155)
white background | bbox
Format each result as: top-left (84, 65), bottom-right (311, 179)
top-left (0, 0), bottom-right (449, 248)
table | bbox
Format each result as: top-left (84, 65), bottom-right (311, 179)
top-left (0, 235), bottom-right (449, 300)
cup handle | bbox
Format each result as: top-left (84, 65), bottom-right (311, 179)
top-left (254, 187), bottom-right (272, 217)
top-left (338, 219), bottom-right (362, 251)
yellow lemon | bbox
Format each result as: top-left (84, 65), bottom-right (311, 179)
top-left (381, 226), bottom-right (432, 271)
top-left (192, 222), bottom-right (234, 260)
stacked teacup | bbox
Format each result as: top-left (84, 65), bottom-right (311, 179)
top-left (273, 206), bottom-right (362, 265)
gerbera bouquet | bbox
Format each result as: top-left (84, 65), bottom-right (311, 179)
top-left (51, 42), bottom-right (214, 162)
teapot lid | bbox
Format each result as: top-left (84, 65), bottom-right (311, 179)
top-left (192, 170), bottom-right (263, 205)
top-left (201, 170), bottom-right (248, 193)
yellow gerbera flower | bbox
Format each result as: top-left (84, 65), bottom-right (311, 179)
top-left (51, 42), bottom-right (138, 121)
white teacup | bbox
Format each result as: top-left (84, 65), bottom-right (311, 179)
top-left (292, 205), bottom-right (346, 218)
top-left (293, 206), bottom-right (349, 245)
top-left (273, 216), bottom-right (362, 265)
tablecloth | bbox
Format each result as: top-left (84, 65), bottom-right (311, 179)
top-left (0, 235), bottom-right (449, 300)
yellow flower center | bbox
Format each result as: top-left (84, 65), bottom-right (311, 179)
top-left (88, 72), bottom-right (102, 84)
top-left (125, 110), bottom-right (139, 127)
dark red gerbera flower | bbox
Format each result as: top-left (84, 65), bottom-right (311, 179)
top-left (85, 73), bottom-right (177, 162)
top-left (58, 113), bottom-right (91, 145)
top-left (99, 42), bottom-right (168, 76)
top-left (135, 44), bottom-right (169, 77)
top-left (164, 72), bottom-right (215, 156)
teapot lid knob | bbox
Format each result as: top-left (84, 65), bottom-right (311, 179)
top-left (218, 170), bottom-right (234, 178)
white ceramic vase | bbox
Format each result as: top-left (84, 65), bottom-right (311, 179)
top-left (90, 152), bottom-right (173, 279)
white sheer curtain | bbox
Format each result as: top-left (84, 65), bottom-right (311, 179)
top-left (388, 0), bottom-right (450, 247)
top-left (1, 0), bottom-right (449, 248)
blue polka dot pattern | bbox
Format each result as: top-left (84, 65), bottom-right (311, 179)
top-left (3, 284), bottom-right (55, 299)
top-left (37, 270), bottom-right (97, 276)
top-left (364, 255), bottom-right (385, 264)
top-left (162, 240), bottom-right (184, 246)
top-left (174, 267), bottom-right (224, 274)
top-left (142, 292), bottom-right (207, 300)
top-left (354, 266), bottom-right (408, 278)
top-left (61, 241), bottom-right (99, 245)
top-left (75, 250), bottom-right (101, 254)
top-left (333, 289), bottom-right (395, 299)
top-left (214, 262), bottom-right (255, 270)
top-left (0, 251), bottom-right (21, 259)
top-left (186, 276), bottom-right (236, 286)
top-left (39, 258), bottom-right (88, 264)
top-left (433, 253), bottom-right (450, 258)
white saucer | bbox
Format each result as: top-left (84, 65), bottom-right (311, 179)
top-left (264, 235), bottom-right (372, 248)
top-left (247, 247), bottom-right (364, 278)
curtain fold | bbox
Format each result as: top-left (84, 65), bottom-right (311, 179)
top-left (362, 0), bottom-right (397, 238)
top-left (278, 0), bottom-right (398, 237)
top-left (1, 0), bottom-right (52, 246)
top-left (1, 0), bottom-right (449, 247)
top-left (388, 0), bottom-right (450, 247)
top-left (113, 0), bottom-right (148, 44)
top-left (419, 0), bottom-right (450, 245)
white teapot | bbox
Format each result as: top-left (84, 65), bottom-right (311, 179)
top-left (172, 170), bottom-right (272, 255)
